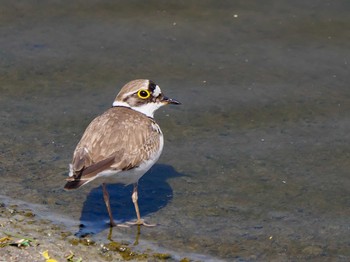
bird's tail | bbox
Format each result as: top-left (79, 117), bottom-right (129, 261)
top-left (64, 179), bottom-right (91, 190)
top-left (64, 156), bottom-right (116, 190)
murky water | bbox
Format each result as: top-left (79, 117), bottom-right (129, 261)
top-left (1, 1), bottom-right (349, 260)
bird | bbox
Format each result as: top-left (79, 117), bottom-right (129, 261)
top-left (64, 79), bottom-right (180, 227)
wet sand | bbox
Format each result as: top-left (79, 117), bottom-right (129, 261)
top-left (0, 198), bottom-right (190, 262)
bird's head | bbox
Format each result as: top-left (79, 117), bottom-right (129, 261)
top-left (113, 79), bottom-right (180, 118)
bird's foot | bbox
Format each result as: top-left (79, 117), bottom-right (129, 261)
top-left (116, 223), bottom-right (130, 228)
top-left (108, 220), bottom-right (130, 228)
top-left (126, 219), bottom-right (156, 227)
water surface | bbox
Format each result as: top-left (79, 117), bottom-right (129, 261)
top-left (1, 1), bottom-right (349, 260)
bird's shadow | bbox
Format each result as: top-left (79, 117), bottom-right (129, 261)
top-left (76, 164), bottom-right (182, 237)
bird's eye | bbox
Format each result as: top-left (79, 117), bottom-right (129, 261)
top-left (137, 89), bottom-right (151, 99)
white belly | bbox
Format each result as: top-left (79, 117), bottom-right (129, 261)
top-left (95, 133), bottom-right (164, 185)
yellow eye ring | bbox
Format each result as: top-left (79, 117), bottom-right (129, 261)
top-left (137, 89), bottom-right (151, 99)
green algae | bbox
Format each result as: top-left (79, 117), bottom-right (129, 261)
top-left (153, 252), bottom-right (172, 259)
top-left (102, 241), bottom-right (148, 260)
top-left (99, 240), bottom-right (176, 261)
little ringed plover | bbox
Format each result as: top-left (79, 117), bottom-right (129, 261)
top-left (64, 79), bottom-right (180, 227)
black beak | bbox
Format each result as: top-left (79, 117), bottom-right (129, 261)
top-left (162, 96), bottom-right (181, 105)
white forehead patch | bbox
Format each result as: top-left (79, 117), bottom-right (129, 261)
top-left (153, 85), bottom-right (161, 97)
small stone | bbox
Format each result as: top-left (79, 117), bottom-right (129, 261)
top-left (302, 246), bottom-right (323, 256)
top-left (12, 214), bottom-right (25, 222)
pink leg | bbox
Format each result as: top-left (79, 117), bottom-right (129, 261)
top-left (102, 183), bottom-right (116, 227)
top-left (126, 183), bottom-right (156, 227)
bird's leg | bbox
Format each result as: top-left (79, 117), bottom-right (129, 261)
top-left (102, 183), bottom-right (116, 227)
top-left (126, 183), bottom-right (156, 227)
top-left (132, 183), bottom-right (142, 222)
top-left (102, 183), bottom-right (129, 228)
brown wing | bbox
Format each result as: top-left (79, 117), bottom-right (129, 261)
top-left (64, 107), bottom-right (161, 189)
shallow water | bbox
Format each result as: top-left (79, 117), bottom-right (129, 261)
top-left (1, 1), bottom-right (350, 260)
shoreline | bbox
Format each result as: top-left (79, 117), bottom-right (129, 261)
top-left (0, 200), bottom-right (190, 262)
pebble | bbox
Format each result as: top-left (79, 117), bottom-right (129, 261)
top-left (302, 246), bottom-right (323, 256)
